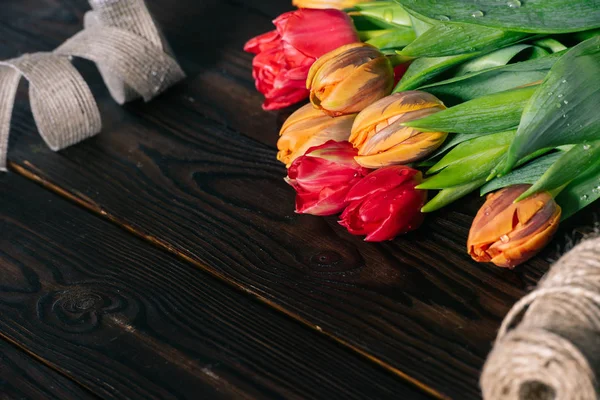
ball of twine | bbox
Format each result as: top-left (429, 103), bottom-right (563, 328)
top-left (481, 236), bottom-right (600, 399)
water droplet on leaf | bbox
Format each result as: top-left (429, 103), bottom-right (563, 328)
top-left (383, 10), bottom-right (393, 22)
top-left (562, 79), bottom-right (567, 84)
top-left (437, 15), bottom-right (451, 21)
top-left (507, 0), bottom-right (521, 8)
top-left (563, 100), bottom-right (569, 104)
top-left (471, 10), bottom-right (484, 17)
top-left (558, 94), bottom-right (563, 98)
top-left (556, 103), bottom-right (562, 108)
top-left (581, 194), bottom-right (589, 201)
top-left (583, 144), bottom-right (591, 150)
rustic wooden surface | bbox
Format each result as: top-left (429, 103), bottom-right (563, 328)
top-left (0, 173), bottom-right (430, 400)
top-left (1, 0), bottom-right (597, 399)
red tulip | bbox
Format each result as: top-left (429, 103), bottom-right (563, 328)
top-left (244, 9), bottom-right (358, 111)
top-left (285, 141), bottom-right (371, 216)
top-left (339, 166), bottom-right (426, 241)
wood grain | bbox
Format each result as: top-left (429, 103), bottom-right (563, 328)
top-left (0, 173), bottom-right (431, 400)
top-left (2, 0), bottom-right (596, 398)
top-left (0, 339), bottom-right (97, 400)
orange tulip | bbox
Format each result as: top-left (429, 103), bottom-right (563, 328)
top-left (277, 103), bottom-right (355, 167)
top-left (307, 43), bottom-right (394, 117)
top-left (467, 184), bottom-right (562, 269)
top-left (293, 0), bottom-right (371, 9)
top-left (349, 91), bottom-right (447, 168)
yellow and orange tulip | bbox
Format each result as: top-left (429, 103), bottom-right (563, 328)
top-left (277, 103), bottom-right (355, 167)
top-left (349, 91), bottom-right (447, 168)
top-left (307, 43), bottom-right (394, 117)
top-left (293, 0), bottom-right (371, 9)
top-left (467, 184), bottom-right (562, 269)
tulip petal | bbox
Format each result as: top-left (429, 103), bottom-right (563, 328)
top-left (467, 184), bottom-right (561, 268)
top-left (244, 30), bottom-right (281, 54)
top-left (278, 9), bottom-right (359, 60)
top-left (345, 166), bottom-right (420, 202)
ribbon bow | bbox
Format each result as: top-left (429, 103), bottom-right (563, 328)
top-left (0, 0), bottom-right (185, 170)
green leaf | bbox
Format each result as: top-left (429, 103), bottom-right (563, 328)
top-left (504, 36), bottom-right (600, 172)
top-left (409, 13), bottom-right (433, 37)
top-left (419, 52), bottom-right (561, 103)
top-left (516, 142), bottom-right (600, 201)
top-left (394, 0), bottom-right (600, 33)
top-left (419, 131), bottom-right (514, 189)
top-left (556, 161), bottom-right (600, 220)
top-left (533, 38), bottom-right (567, 53)
top-left (429, 129), bottom-right (516, 160)
top-left (421, 178), bottom-right (486, 213)
top-left (366, 27), bottom-right (416, 50)
top-left (393, 52), bottom-right (479, 91)
top-left (454, 44), bottom-right (534, 76)
top-left (480, 151), bottom-right (564, 195)
top-left (403, 86), bottom-right (537, 134)
top-left (350, 2), bottom-right (412, 27)
top-left (400, 23), bottom-right (529, 57)
top-left (486, 147), bottom-right (556, 181)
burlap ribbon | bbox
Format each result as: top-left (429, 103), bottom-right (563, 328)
top-left (481, 236), bottom-right (600, 399)
top-left (0, 0), bottom-right (185, 171)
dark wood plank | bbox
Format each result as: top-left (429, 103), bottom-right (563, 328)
top-left (0, 339), bottom-right (96, 400)
top-left (0, 173), bottom-right (431, 400)
top-left (2, 0), bottom-right (593, 398)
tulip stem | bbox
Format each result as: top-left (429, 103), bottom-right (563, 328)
top-left (387, 53), bottom-right (414, 67)
top-left (359, 29), bottom-right (395, 41)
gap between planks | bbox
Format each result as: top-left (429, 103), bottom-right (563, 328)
top-left (8, 159), bottom-right (448, 400)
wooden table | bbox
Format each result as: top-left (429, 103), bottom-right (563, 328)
top-left (1, 1), bottom-right (596, 399)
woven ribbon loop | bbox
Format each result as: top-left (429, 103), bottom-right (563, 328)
top-left (0, 0), bottom-right (185, 171)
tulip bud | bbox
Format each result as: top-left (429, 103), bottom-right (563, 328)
top-left (467, 184), bottom-right (561, 269)
top-left (277, 103), bottom-right (356, 167)
top-left (244, 9), bottom-right (359, 110)
top-left (349, 91), bottom-right (447, 168)
top-left (339, 165), bottom-right (427, 241)
top-left (293, 0), bottom-right (371, 9)
top-left (307, 43), bottom-right (394, 117)
top-left (286, 141), bottom-right (371, 216)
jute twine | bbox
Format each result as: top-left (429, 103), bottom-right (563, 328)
top-left (481, 236), bottom-right (600, 399)
top-left (0, 0), bottom-right (185, 171)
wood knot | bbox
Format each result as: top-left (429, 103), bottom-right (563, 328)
top-left (307, 249), bottom-right (364, 276)
top-left (310, 251), bottom-right (342, 268)
top-left (39, 285), bottom-right (129, 333)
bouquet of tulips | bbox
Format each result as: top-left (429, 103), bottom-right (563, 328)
top-left (245, 0), bottom-right (600, 268)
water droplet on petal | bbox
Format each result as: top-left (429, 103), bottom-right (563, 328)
top-left (437, 15), bottom-right (451, 21)
top-left (507, 0), bottom-right (521, 8)
top-left (500, 235), bottom-right (510, 243)
top-left (471, 10), bottom-right (484, 17)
